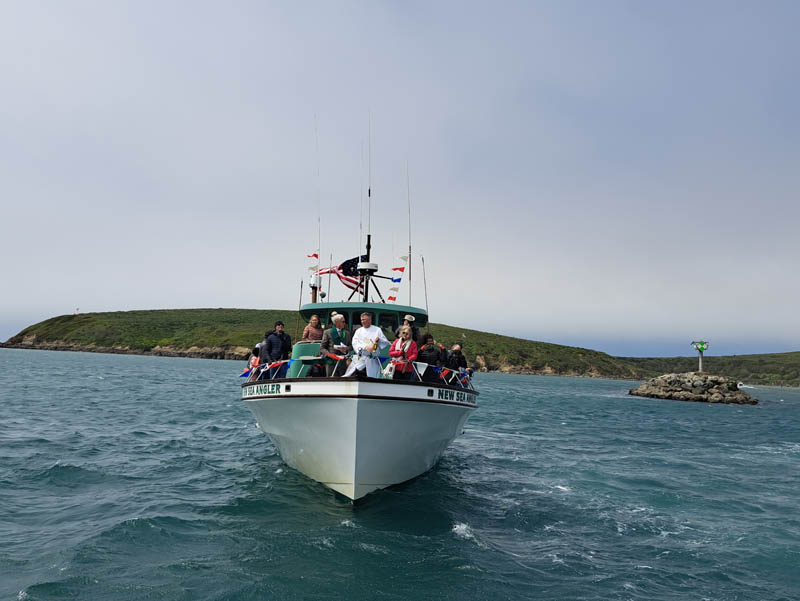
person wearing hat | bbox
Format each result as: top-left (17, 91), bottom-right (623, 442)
top-left (320, 313), bottom-right (353, 376)
top-left (395, 314), bottom-right (420, 345)
top-left (264, 320), bottom-right (292, 378)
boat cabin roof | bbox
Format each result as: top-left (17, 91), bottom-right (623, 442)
top-left (300, 302), bottom-right (428, 330)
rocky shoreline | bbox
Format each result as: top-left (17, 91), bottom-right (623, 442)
top-left (0, 341), bottom-right (250, 361)
top-left (0, 341), bottom-right (615, 378)
top-left (629, 372), bottom-right (757, 404)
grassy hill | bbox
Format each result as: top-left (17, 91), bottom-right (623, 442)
top-left (619, 353), bottom-right (800, 387)
top-left (4, 309), bottom-right (799, 386)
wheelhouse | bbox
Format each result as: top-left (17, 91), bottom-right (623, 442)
top-left (299, 301), bottom-right (428, 333)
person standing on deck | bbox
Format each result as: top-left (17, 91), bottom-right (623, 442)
top-left (302, 314), bottom-right (324, 341)
top-left (345, 312), bottom-right (390, 378)
top-left (264, 321), bottom-right (292, 378)
top-left (394, 315), bottom-right (421, 345)
top-left (389, 326), bottom-right (419, 381)
top-left (320, 313), bottom-right (352, 376)
top-left (445, 343), bottom-right (468, 371)
top-left (255, 329), bottom-right (271, 365)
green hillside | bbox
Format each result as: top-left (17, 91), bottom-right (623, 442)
top-left (619, 353), bottom-right (800, 387)
top-left (4, 309), bottom-right (799, 386)
top-left (7, 309), bottom-right (298, 351)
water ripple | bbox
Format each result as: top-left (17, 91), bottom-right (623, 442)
top-left (1, 350), bottom-right (799, 600)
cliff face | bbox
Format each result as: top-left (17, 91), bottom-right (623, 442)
top-left (629, 373), bottom-right (757, 404)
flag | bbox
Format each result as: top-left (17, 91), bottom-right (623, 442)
top-left (307, 253), bottom-right (319, 259)
top-left (315, 255), bottom-right (367, 293)
top-left (399, 255), bottom-right (408, 262)
top-left (307, 265), bottom-right (319, 271)
top-left (389, 286), bottom-right (399, 292)
top-left (387, 296), bottom-right (397, 302)
top-left (392, 277), bottom-right (402, 283)
top-left (392, 267), bottom-right (405, 272)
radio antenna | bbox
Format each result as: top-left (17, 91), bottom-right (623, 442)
top-left (421, 254), bottom-right (430, 328)
top-left (314, 114), bottom-right (321, 270)
top-left (359, 140), bottom-right (364, 255)
top-left (367, 112), bottom-right (372, 235)
top-left (406, 161), bottom-right (412, 307)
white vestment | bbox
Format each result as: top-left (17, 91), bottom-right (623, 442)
top-left (344, 325), bottom-right (391, 378)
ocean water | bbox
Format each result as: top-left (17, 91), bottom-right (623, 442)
top-left (1, 349), bottom-right (798, 601)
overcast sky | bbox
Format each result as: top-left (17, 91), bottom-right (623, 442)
top-left (1, 1), bottom-right (798, 357)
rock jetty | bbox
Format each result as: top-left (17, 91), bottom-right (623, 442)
top-left (629, 372), bottom-right (757, 404)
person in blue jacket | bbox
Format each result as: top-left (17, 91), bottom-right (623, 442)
top-left (264, 321), bottom-right (292, 378)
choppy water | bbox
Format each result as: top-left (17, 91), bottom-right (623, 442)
top-left (1, 348), bottom-right (798, 601)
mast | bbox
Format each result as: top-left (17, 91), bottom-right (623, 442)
top-left (363, 234), bottom-right (372, 302)
top-left (326, 252), bottom-right (333, 301)
top-left (367, 113), bottom-right (372, 236)
top-left (310, 115), bottom-right (322, 303)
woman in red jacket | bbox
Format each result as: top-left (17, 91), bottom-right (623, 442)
top-left (389, 327), bottom-right (419, 381)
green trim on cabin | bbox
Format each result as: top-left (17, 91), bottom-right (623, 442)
top-left (300, 302), bottom-right (428, 328)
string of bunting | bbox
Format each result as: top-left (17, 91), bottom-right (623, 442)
top-left (387, 255), bottom-right (408, 302)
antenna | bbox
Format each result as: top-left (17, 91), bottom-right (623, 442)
top-left (295, 280), bottom-right (303, 341)
top-left (314, 114), bottom-right (321, 273)
top-left (359, 141), bottom-right (364, 256)
top-left (406, 161), bottom-right (412, 307)
top-left (367, 113), bottom-right (372, 235)
top-left (421, 254), bottom-right (430, 325)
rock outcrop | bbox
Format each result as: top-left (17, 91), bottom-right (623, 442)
top-left (629, 372), bottom-right (757, 404)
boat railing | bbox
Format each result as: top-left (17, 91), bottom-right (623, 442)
top-left (244, 356), bottom-right (474, 389)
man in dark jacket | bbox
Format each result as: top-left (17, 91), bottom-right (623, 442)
top-left (255, 330), bottom-right (271, 365)
top-left (265, 321), bottom-right (292, 378)
top-left (445, 343), bottom-right (468, 371)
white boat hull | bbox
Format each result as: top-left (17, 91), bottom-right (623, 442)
top-left (241, 379), bottom-right (477, 500)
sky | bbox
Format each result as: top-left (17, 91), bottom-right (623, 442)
top-left (1, 1), bottom-right (798, 357)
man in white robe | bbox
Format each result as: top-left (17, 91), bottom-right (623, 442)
top-left (344, 312), bottom-right (391, 378)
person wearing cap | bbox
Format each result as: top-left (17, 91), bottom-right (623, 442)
top-left (394, 314), bottom-right (420, 345)
top-left (320, 313), bottom-right (352, 376)
top-left (264, 320), bottom-right (292, 378)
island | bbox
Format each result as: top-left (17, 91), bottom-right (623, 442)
top-left (629, 372), bottom-right (757, 404)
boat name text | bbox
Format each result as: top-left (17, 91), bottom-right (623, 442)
top-left (437, 389), bottom-right (476, 404)
top-left (243, 383), bottom-right (281, 397)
